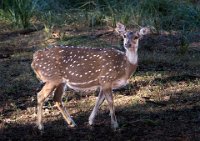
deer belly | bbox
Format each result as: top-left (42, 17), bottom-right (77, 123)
top-left (112, 78), bottom-right (128, 89)
top-left (63, 78), bottom-right (100, 92)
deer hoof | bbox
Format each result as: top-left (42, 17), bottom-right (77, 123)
top-left (112, 122), bottom-right (119, 130)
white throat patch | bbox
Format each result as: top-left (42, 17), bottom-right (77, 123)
top-left (126, 50), bottom-right (138, 64)
top-left (125, 39), bottom-right (139, 65)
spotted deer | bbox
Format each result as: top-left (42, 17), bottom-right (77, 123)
top-left (31, 23), bottom-right (150, 130)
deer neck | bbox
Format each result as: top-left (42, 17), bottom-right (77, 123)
top-left (125, 48), bottom-right (138, 78)
top-left (125, 48), bottom-right (138, 65)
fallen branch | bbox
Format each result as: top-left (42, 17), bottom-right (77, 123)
top-left (90, 30), bottom-right (114, 39)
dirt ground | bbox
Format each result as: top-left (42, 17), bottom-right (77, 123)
top-left (0, 25), bottom-right (200, 141)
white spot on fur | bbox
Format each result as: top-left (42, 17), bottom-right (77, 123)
top-left (59, 50), bottom-right (64, 53)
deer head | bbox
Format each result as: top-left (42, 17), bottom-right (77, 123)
top-left (116, 22), bottom-right (150, 52)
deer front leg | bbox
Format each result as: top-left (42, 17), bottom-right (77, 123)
top-left (103, 88), bottom-right (118, 130)
top-left (53, 83), bottom-right (76, 127)
top-left (89, 89), bottom-right (105, 125)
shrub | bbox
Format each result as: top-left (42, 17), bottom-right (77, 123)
top-left (2, 0), bottom-right (37, 28)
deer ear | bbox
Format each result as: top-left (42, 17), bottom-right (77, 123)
top-left (115, 22), bottom-right (126, 36)
top-left (139, 27), bottom-right (151, 36)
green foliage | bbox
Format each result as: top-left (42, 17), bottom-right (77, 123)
top-left (113, 0), bottom-right (200, 31)
top-left (64, 0), bottom-right (200, 30)
top-left (1, 0), bottom-right (200, 31)
top-left (2, 0), bottom-right (37, 28)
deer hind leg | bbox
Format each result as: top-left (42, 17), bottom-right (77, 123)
top-left (37, 82), bottom-right (56, 130)
top-left (53, 83), bottom-right (76, 127)
top-left (89, 89), bottom-right (105, 125)
top-left (103, 87), bottom-right (119, 130)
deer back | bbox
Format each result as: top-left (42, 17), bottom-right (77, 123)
top-left (31, 46), bottom-right (131, 89)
